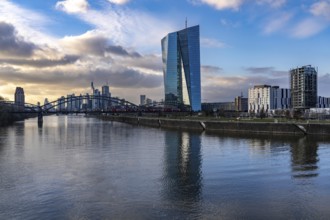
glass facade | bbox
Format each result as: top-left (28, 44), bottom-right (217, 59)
top-left (161, 25), bottom-right (201, 111)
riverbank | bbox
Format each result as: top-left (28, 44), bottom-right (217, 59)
top-left (99, 115), bottom-right (330, 136)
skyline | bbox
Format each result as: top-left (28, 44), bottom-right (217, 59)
top-left (1, 0), bottom-right (330, 104)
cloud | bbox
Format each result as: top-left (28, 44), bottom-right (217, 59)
top-left (60, 5), bottom-right (175, 50)
top-left (199, 0), bottom-right (243, 10)
top-left (310, 1), bottom-right (330, 20)
top-left (256, 0), bottom-right (286, 8)
top-left (0, 22), bottom-right (37, 57)
top-left (0, 55), bottom-right (80, 68)
top-left (202, 74), bottom-right (289, 102)
top-left (245, 67), bottom-right (288, 77)
top-left (106, 45), bottom-right (141, 58)
top-left (107, 0), bottom-right (130, 5)
top-left (56, 0), bottom-right (89, 14)
top-left (201, 38), bottom-right (227, 48)
top-left (0, 64), bottom-right (162, 90)
top-left (263, 12), bottom-right (293, 34)
top-left (202, 65), bottom-right (223, 74)
top-left (291, 18), bottom-right (327, 38)
top-left (0, 0), bottom-right (55, 46)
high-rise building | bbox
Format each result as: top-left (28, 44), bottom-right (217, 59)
top-left (67, 94), bottom-right (75, 111)
top-left (57, 96), bottom-right (66, 111)
top-left (140, 95), bottom-right (146, 106)
top-left (235, 96), bottom-right (248, 112)
top-left (290, 65), bottom-right (317, 110)
top-left (161, 25), bottom-right (201, 111)
top-left (14, 87), bottom-right (25, 109)
top-left (102, 85), bottom-right (111, 110)
top-left (248, 85), bottom-right (291, 114)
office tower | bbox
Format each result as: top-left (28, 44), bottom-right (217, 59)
top-left (290, 65), bottom-right (317, 109)
top-left (67, 94), bottom-right (75, 111)
top-left (102, 85), bottom-right (111, 110)
top-left (161, 25), bottom-right (201, 111)
top-left (140, 95), bottom-right (146, 106)
top-left (248, 85), bottom-right (291, 114)
top-left (235, 95), bottom-right (248, 112)
top-left (57, 96), bottom-right (66, 111)
top-left (14, 87), bottom-right (25, 109)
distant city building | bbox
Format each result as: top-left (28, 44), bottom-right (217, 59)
top-left (290, 65), bottom-right (317, 110)
top-left (202, 102), bottom-right (235, 112)
top-left (235, 96), bottom-right (248, 112)
top-left (161, 25), bottom-right (201, 111)
top-left (146, 98), bottom-right (153, 107)
top-left (57, 96), bottom-right (66, 111)
top-left (67, 94), bottom-right (75, 111)
top-left (317, 96), bottom-right (330, 108)
top-left (43, 98), bottom-right (53, 111)
top-left (140, 95), bottom-right (146, 106)
top-left (248, 85), bottom-right (291, 114)
top-left (14, 87), bottom-right (25, 109)
top-left (102, 85), bottom-right (111, 110)
top-left (93, 89), bottom-right (101, 110)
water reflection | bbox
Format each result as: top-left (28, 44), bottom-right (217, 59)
top-left (162, 130), bottom-right (203, 216)
top-left (290, 137), bottom-right (319, 178)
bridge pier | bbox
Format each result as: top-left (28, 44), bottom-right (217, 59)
top-left (38, 108), bottom-right (43, 125)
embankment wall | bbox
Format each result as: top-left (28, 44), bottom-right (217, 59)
top-left (101, 116), bottom-right (329, 136)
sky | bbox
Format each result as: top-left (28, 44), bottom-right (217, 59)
top-left (0, 0), bottom-right (330, 104)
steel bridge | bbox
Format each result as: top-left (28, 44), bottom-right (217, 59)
top-left (0, 95), bottom-right (139, 123)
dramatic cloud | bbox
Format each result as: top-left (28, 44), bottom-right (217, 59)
top-left (0, 1), bottom-right (55, 46)
top-left (56, 0), bottom-right (89, 14)
top-left (0, 22), bottom-right (37, 57)
top-left (0, 55), bottom-right (80, 68)
top-left (74, 5), bottom-right (175, 49)
top-left (107, 0), bottom-right (130, 5)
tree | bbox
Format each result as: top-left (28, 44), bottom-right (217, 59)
top-left (259, 107), bottom-right (266, 119)
top-left (293, 109), bottom-right (303, 120)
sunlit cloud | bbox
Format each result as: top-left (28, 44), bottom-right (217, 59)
top-left (56, 0), bottom-right (89, 14)
top-left (107, 0), bottom-right (130, 5)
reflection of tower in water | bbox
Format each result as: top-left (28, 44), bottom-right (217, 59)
top-left (290, 137), bottom-right (319, 178)
top-left (162, 131), bottom-right (202, 204)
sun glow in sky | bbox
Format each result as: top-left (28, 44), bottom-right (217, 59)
top-left (0, 0), bottom-right (330, 104)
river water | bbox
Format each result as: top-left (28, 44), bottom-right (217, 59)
top-left (1, 115), bottom-right (330, 219)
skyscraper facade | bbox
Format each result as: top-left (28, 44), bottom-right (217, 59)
top-left (140, 95), bottom-right (146, 106)
top-left (161, 25), bottom-right (201, 111)
top-left (102, 85), bottom-right (111, 110)
top-left (14, 87), bottom-right (25, 109)
top-left (290, 65), bottom-right (317, 110)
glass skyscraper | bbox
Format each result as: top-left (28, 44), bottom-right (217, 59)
top-left (161, 25), bottom-right (201, 111)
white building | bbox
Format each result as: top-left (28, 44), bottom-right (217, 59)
top-left (248, 85), bottom-right (291, 114)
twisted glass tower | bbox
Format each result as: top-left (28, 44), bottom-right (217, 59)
top-left (161, 25), bottom-right (201, 111)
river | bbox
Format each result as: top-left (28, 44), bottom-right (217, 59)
top-left (1, 115), bottom-right (330, 219)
